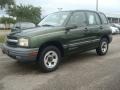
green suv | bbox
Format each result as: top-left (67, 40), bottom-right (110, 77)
top-left (2, 10), bottom-right (112, 72)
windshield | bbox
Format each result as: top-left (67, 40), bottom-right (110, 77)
top-left (39, 12), bottom-right (70, 26)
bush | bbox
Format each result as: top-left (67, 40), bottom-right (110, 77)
top-left (0, 35), bottom-right (5, 43)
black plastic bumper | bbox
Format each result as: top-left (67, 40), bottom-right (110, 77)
top-left (2, 44), bottom-right (39, 62)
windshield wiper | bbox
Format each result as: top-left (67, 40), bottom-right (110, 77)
top-left (41, 24), bottom-right (55, 27)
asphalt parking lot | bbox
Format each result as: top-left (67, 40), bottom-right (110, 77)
top-left (0, 35), bottom-right (120, 90)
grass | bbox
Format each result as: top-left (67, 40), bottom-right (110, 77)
top-left (0, 30), bottom-right (10, 43)
top-left (0, 35), bottom-right (5, 43)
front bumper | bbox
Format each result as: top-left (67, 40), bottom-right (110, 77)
top-left (2, 44), bottom-right (39, 62)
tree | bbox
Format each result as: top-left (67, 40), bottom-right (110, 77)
top-left (0, 17), bottom-right (16, 24)
top-left (7, 4), bottom-right (41, 26)
top-left (0, 0), bottom-right (15, 9)
top-left (0, 17), bottom-right (16, 29)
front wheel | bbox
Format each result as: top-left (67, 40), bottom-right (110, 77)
top-left (96, 38), bottom-right (109, 56)
top-left (38, 46), bottom-right (61, 72)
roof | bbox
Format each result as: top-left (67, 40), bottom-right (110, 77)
top-left (57, 9), bottom-right (100, 13)
top-left (59, 10), bottom-right (120, 18)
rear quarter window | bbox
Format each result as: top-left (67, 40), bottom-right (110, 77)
top-left (99, 13), bottom-right (108, 24)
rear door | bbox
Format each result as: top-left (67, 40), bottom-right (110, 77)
top-left (85, 11), bottom-right (102, 48)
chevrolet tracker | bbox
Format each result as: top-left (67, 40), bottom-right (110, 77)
top-left (2, 10), bottom-right (112, 72)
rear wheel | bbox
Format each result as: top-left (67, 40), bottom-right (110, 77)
top-left (96, 38), bottom-right (109, 56)
top-left (38, 46), bottom-right (61, 72)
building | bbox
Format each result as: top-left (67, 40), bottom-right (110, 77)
top-left (105, 13), bottom-right (120, 23)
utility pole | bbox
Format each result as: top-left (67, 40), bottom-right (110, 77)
top-left (96, 0), bottom-right (98, 11)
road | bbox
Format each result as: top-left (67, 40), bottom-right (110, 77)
top-left (0, 35), bottom-right (120, 90)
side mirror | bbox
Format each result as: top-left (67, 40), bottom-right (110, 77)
top-left (65, 25), bottom-right (77, 30)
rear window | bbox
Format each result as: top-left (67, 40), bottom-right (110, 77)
top-left (86, 12), bottom-right (101, 25)
top-left (99, 13), bottom-right (108, 24)
top-left (87, 12), bottom-right (96, 25)
top-left (67, 11), bottom-right (87, 26)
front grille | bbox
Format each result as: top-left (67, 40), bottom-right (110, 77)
top-left (7, 41), bottom-right (18, 47)
top-left (7, 35), bottom-right (18, 47)
top-left (7, 35), bottom-right (17, 40)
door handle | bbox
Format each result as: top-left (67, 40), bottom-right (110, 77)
top-left (100, 26), bottom-right (103, 29)
top-left (84, 28), bottom-right (89, 32)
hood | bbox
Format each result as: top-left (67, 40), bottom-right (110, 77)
top-left (9, 26), bottom-right (65, 38)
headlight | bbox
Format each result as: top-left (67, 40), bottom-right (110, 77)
top-left (18, 38), bottom-right (29, 47)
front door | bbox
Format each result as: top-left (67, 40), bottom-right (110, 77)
top-left (65, 11), bottom-right (91, 53)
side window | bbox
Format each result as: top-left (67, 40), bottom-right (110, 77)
top-left (99, 13), bottom-right (108, 24)
top-left (67, 12), bottom-right (86, 26)
top-left (94, 13), bottom-right (101, 25)
top-left (86, 12), bottom-right (97, 25)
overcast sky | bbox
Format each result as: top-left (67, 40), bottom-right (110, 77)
top-left (15, 0), bottom-right (120, 16)
top-left (0, 0), bottom-right (120, 16)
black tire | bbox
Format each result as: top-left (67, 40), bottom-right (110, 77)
top-left (38, 46), bottom-right (61, 72)
top-left (96, 38), bottom-right (109, 56)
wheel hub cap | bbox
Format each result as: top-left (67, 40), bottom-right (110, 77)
top-left (101, 42), bottom-right (108, 53)
top-left (44, 51), bottom-right (58, 68)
